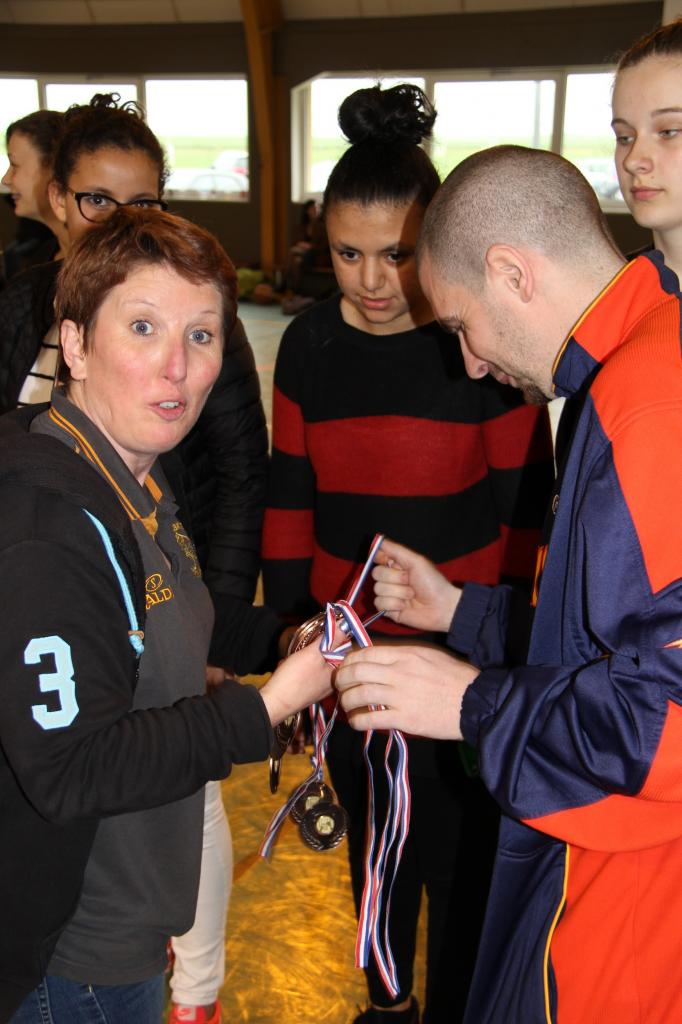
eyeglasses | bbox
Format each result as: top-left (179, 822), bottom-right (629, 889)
top-left (68, 189), bottom-right (168, 223)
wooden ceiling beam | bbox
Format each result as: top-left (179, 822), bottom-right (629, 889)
top-left (240, 0), bottom-right (286, 275)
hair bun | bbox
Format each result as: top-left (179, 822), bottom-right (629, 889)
top-left (338, 83), bottom-right (436, 146)
top-left (87, 92), bottom-right (121, 110)
top-left (64, 92), bottom-right (145, 124)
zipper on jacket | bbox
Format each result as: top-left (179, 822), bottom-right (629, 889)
top-left (543, 843), bottom-right (570, 1024)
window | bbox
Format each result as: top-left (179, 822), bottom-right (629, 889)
top-left (307, 76), bottom-right (425, 193)
top-left (145, 79), bottom-right (249, 201)
top-left (0, 78), bottom-right (40, 155)
top-left (45, 82), bottom-right (138, 110)
top-left (0, 75), bottom-right (249, 202)
top-left (432, 78), bottom-right (556, 178)
top-left (292, 68), bottom-right (623, 210)
top-left (563, 72), bottom-right (620, 202)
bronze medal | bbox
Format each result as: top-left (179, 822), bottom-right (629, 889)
top-left (299, 800), bottom-right (349, 851)
top-left (269, 713), bottom-right (301, 794)
top-left (269, 611), bottom-right (328, 793)
top-left (289, 780), bottom-right (335, 824)
top-left (286, 611), bottom-right (327, 655)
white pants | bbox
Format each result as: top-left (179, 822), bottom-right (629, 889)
top-left (170, 781), bottom-right (233, 1006)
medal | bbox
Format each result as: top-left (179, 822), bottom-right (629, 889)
top-left (268, 611), bottom-right (328, 794)
top-left (289, 780), bottom-right (336, 824)
top-left (287, 612), bottom-right (327, 654)
top-left (269, 713), bottom-right (301, 794)
top-left (299, 800), bottom-right (349, 851)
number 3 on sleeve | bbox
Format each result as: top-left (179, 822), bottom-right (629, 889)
top-left (25, 635), bottom-right (80, 730)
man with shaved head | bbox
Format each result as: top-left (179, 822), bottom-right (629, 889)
top-left (335, 145), bottom-right (682, 1022)
top-left (419, 144), bottom-right (623, 403)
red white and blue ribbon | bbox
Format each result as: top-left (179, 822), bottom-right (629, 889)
top-left (259, 697), bottom-right (337, 859)
top-left (259, 533), bottom-right (411, 998)
top-left (355, 724), bottom-right (410, 997)
top-left (258, 598), bottom-right (378, 859)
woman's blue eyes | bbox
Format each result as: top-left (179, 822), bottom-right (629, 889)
top-left (130, 321), bottom-right (213, 343)
top-left (132, 320), bottom-right (153, 335)
top-left (189, 329), bottom-right (213, 344)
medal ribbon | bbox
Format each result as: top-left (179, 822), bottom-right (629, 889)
top-left (259, 534), bottom-right (411, 999)
top-left (258, 599), bottom-right (377, 859)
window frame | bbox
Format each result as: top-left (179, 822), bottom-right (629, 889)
top-left (0, 72), bottom-right (250, 204)
top-left (291, 64), bottom-right (622, 212)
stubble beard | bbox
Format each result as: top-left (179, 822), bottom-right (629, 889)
top-left (521, 382), bottom-right (550, 406)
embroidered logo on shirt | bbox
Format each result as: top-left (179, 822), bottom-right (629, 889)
top-left (172, 521), bottom-right (201, 578)
top-left (145, 572), bottom-right (174, 610)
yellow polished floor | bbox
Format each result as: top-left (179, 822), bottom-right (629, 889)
top-left (216, 732), bottom-right (427, 1024)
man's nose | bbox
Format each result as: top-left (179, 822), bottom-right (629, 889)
top-left (459, 336), bottom-right (489, 380)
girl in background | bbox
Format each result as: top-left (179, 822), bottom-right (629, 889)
top-left (262, 83), bottom-right (553, 1024)
top-left (612, 18), bottom-right (682, 283)
top-left (2, 110), bottom-right (67, 277)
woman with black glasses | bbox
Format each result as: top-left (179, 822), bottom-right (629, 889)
top-left (0, 93), bottom-right (168, 411)
top-left (48, 93), bottom-right (168, 251)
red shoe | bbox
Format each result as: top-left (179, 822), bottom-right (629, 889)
top-left (168, 1004), bottom-right (221, 1024)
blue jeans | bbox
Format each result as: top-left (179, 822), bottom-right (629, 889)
top-left (9, 973), bottom-right (165, 1023)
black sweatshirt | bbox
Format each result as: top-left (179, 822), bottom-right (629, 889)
top-left (0, 403), bottom-right (272, 1020)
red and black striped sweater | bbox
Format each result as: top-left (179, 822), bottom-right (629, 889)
top-left (262, 295), bottom-right (553, 631)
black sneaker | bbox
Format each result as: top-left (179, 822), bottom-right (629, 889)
top-left (352, 996), bottom-right (419, 1024)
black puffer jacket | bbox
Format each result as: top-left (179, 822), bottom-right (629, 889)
top-left (0, 260), bottom-right (60, 413)
top-left (170, 316), bottom-right (268, 601)
top-left (0, 261), bottom-right (283, 673)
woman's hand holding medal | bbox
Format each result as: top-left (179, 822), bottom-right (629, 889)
top-left (259, 640), bottom-right (334, 729)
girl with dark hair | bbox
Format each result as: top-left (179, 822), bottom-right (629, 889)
top-left (612, 19), bottom-right (682, 281)
top-left (46, 93), bottom-right (167, 247)
top-left (1, 94), bottom-right (168, 410)
top-left (2, 110), bottom-right (68, 275)
top-left (262, 83), bottom-right (553, 1024)
top-left (47, 93), bottom-right (169, 242)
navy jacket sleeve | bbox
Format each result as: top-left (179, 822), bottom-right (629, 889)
top-left (449, 581), bottom-right (534, 668)
top-left (458, 413), bottom-right (682, 853)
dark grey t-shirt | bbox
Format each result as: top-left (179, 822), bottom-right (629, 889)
top-left (36, 394), bottom-right (214, 985)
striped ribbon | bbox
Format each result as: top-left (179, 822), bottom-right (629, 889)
top-left (259, 534), bottom-right (411, 998)
top-left (259, 697), bottom-right (337, 858)
top-left (355, 723), bottom-right (411, 997)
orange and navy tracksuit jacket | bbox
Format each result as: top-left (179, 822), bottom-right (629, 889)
top-left (451, 252), bottom-right (682, 1023)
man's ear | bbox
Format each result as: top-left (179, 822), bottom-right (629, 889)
top-left (60, 320), bottom-right (87, 380)
top-left (48, 181), bottom-right (67, 226)
top-left (484, 244), bottom-right (535, 304)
